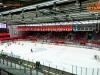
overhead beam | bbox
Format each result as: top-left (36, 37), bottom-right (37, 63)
top-left (0, 0), bottom-right (69, 15)
top-left (9, 12), bottom-right (12, 20)
top-left (36, 6), bottom-right (38, 17)
top-left (21, 9), bottom-right (24, 19)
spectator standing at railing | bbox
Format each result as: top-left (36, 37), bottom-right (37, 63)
top-left (36, 61), bottom-right (40, 68)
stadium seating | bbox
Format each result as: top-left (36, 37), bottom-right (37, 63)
top-left (16, 31), bottom-right (100, 47)
top-left (72, 32), bottom-right (87, 42)
top-left (0, 29), bottom-right (10, 41)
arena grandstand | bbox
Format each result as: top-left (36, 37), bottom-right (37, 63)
top-left (0, 0), bottom-right (100, 75)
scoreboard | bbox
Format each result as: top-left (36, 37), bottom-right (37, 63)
top-left (73, 25), bottom-right (95, 31)
top-left (0, 23), bottom-right (7, 28)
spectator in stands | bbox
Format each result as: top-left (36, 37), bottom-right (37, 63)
top-left (5, 56), bottom-right (8, 58)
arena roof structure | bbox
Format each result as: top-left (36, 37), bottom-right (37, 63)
top-left (0, 0), bottom-right (100, 25)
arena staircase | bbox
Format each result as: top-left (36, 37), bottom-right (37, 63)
top-left (65, 32), bottom-right (74, 40)
top-left (35, 33), bottom-right (40, 38)
top-left (45, 32), bottom-right (52, 38)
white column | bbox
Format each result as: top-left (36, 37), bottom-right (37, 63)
top-left (8, 25), bottom-right (19, 37)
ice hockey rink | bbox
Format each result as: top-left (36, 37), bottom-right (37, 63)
top-left (0, 41), bottom-right (100, 75)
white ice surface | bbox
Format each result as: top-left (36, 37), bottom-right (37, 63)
top-left (0, 42), bottom-right (100, 75)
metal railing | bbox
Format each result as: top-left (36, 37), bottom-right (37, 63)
top-left (0, 53), bottom-right (75, 75)
top-left (0, 67), bottom-right (14, 75)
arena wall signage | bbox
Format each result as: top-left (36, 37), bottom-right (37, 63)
top-left (87, 0), bottom-right (100, 12)
top-left (0, 23), bottom-right (7, 28)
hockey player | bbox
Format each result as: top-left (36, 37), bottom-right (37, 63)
top-left (5, 46), bottom-right (7, 48)
top-left (11, 51), bottom-right (13, 55)
top-left (35, 43), bottom-right (36, 46)
top-left (1, 49), bottom-right (3, 52)
top-left (22, 44), bottom-right (24, 46)
top-left (18, 42), bottom-right (20, 45)
top-left (31, 48), bottom-right (33, 52)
